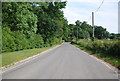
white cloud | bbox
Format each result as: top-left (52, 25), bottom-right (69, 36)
top-left (63, 7), bottom-right (90, 24)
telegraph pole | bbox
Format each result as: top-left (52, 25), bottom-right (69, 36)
top-left (92, 12), bottom-right (95, 38)
top-left (77, 27), bottom-right (78, 41)
top-left (118, 3), bottom-right (120, 80)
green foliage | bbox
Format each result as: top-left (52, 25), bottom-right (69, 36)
top-left (64, 20), bottom-right (109, 41)
top-left (0, 27), bottom-right (2, 54)
top-left (75, 39), bottom-right (120, 58)
top-left (32, 2), bottom-right (67, 44)
top-left (2, 2), bottom-right (38, 37)
top-left (72, 39), bottom-right (120, 69)
top-left (2, 26), bottom-right (44, 53)
top-left (2, 27), bottom-right (17, 52)
top-left (2, 2), bottom-right (67, 53)
top-left (109, 33), bottom-right (120, 40)
top-left (66, 21), bottom-right (92, 41)
top-left (2, 2), bottom-right (116, 54)
top-left (94, 26), bottom-right (109, 39)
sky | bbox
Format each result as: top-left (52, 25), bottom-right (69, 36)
top-left (62, 0), bottom-right (119, 33)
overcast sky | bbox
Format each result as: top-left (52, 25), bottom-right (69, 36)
top-left (63, 0), bottom-right (119, 33)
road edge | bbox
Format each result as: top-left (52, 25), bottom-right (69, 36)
top-left (1, 44), bottom-right (61, 73)
top-left (72, 44), bottom-right (119, 75)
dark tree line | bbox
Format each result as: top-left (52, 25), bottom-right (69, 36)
top-left (2, 2), bottom-right (111, 52)
top-left (109, 33), bottom-right (120, 40)
top-left (63, 20), bottom-right (109, 41)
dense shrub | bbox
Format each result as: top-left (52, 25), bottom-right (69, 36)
top-left (76, 39), bottom-right (120, 58)
top-left (2, 27), bottom-right (45, 52)
top-left (31, 34), bottom-right (44, 48)
top-left (2, 27), bottom-right (17, 52)
top-left (72, 39), bottom-right (120, 69)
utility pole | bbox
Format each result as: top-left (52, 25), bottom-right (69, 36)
top-left (77, 27), bottom-right (78, 40)
top-left (92, 12), bottom-right (95, 38)
top-left (118, 3), bottom-right (120, 78)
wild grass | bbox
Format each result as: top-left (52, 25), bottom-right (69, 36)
top-left (72, 39), bottom-right (120, 69)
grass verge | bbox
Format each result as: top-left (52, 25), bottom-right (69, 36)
top-left (0, 45), bottom-right (57, 68)
top-left (72, 41), bottom-right (120, 70)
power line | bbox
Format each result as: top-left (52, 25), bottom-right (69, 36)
top-left (87, 0), bottom-right (105, 23)
top-left (95, 0), bottom-right (104, 13)
top-left (85, 0), bottom-right (105, 39)
top-left (86, 0), bottom-right (104, 24)
top-left (91, 0), bottom-right (104, 39)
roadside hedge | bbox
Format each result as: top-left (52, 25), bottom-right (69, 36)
top-left (72, 39), bottom-right (120, 69)
top-left (2, 27), bottom-right (45, 52)
top-left (75, 39), bottom-right (120, 58)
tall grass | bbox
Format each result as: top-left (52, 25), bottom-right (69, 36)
top-left (72, 39), bottom-right (120, 69)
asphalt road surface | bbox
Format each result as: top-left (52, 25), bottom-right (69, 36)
top-left (2, 42), bottom-right (118, 79)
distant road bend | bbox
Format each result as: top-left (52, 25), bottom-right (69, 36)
top-left (3, 42), bottom-right (118, 79)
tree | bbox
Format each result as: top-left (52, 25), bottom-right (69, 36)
top-left (94, 26), bottom-right (109, 39)
top-left (32, 2), bottom-right (67, 44)
top-left (2, 2), bottom-right (38, 38)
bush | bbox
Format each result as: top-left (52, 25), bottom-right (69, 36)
top-left (72, 39), bottom-right (120, 69)
top-left (33, 34), bottom-right (44, 48)
top-left (107, 41), bottom-right (120, 57)
top-left (2, 27), bottom-right (16, 52)
top-left (75, 39), bottom-right (120, 58)
top-left (2, 27), bottom-right (45, 53)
